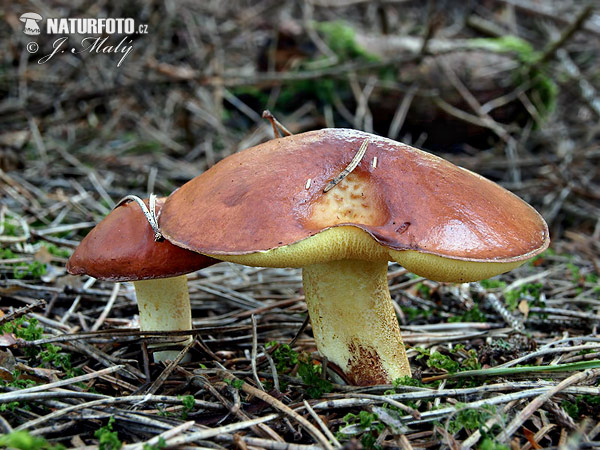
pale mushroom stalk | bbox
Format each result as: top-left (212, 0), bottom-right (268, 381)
top-left (133, 276), bottom-right (193, 362)
top-left (303, 259), bottom-right (410, 384)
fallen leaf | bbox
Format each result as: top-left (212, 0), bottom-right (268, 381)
top-left (34, 246), bottom-right (53, 264)
top-left (518, 299), bottom-right (530, 318)
top-left (0, 332), bottom-right (17, 347)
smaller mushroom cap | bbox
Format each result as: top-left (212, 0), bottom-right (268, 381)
top-left (67, 197), bottom-right (216, 282)
top-left (20, 12), bottom-right (42, 21)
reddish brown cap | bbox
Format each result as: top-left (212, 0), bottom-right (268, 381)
top-left (67, 197), bottom-right (217, 281)
top-left (159, 129), bottom-right (549, 263)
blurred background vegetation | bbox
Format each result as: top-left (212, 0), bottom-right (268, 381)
top-left (0, 1), bottom-right (598, 257)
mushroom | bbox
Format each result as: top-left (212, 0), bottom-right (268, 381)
top-left (158, 129), bottom-right (549, 385)
top-left (67, 197), bottom-right (217, 362)
top-left (19, 12), bottom-right (43, 35)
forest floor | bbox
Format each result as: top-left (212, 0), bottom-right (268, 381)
top-left (0, 1), bottom-right (599, 449)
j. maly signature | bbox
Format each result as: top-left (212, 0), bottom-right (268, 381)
top-left (39, 36), bottom-right (133, 67)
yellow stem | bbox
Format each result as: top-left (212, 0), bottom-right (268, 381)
top-left (133, 275), bottom-right (192, 362)
top-left (302, 259), bottom-right (410, 385)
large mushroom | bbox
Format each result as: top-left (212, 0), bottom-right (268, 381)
top-left (67, 197), bottom-right (217, 362)
top-left (159, 129), bottom-right (549, 384)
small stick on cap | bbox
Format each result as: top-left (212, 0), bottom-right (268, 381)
top-left (262, 110), bottom-right (293, 138)
top-left (324, 138), bottom-right (369, 193)
top-left (115, 193), bottom-right (163, 241)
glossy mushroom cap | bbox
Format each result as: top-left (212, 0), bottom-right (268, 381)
top-left (67, 197), bottom-right (217, 281)
top-left (159, 128), bottom-right (549, 278)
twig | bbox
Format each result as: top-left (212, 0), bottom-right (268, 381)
top-left (262, 110), bottom-right (292, 138)
top-left (191, 373), bottom-right (284, 442)
top-left (494, 0), bottom-right (600, 38)
top-left (290, 315), bottom-right (310, 347)
top-left (124, 420), bottom-right (196, 450)
top-left (91, 282), bottom-right (120, 332)
top-left (251, 314), bottom-right (265, 391)
top-left (422, 359), bottom-right (600, 383)
top-left (61, 277), bottom-right (95, 324)
top-left (388, 84), bottom-right (418, 140)
top-left (303, 400), bottom-right (342, 448)
top-left (0, 365), bottom-right (125, 403)
top-left (534, 5), bottom-right (595, 67)
top-left (264, 349), bottom-right (280, 392)
top-left (324, 138), bottom-right (369, 193)
top-left (145, 339), bottom-right (195, 395)
top-left (16, 393), bottom-right (223, 432)
top-left (496, 345), bottom-right (600, 369)
top-left (163, 414), bottom-right (280, 447)
top-left (347, 393), bottom-right (421, 419)
top-left (219, 371), bottom-right (335, 450)
top-left (497, 369), bottom-right (600, 443)
top-left (0, 299), bottom-right (47, 325)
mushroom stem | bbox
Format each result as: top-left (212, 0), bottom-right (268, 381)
top-left (133, 275), bottom-right (193, 362)
top-left (302, 259), bottom-right (410, 385)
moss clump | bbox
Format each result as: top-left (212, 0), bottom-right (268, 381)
top-left (469, 36), bottom-right (558, 119)
top-left (314, 21), bottom-right (379, 63)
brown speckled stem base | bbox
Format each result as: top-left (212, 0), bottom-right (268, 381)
top-left (302, 259), bottom-right (411, 385)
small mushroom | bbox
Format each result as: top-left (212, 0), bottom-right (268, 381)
top-left (67, 197), bottom-right (217, 362)
top-left (159, 128), bottom-right (549, 385)
top-left (20, 12), bottom-right (43, 35)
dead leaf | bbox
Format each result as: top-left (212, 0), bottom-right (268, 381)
top-left (518, 299), bottom-right (530, 318)
top-left (34, 246), bottom-right (53, 264)
top-left (0, 348), bottom-right (16, 382)
top-left (0, 332), bottom-right (17, 347)
top-left (15, 363), bottom-right (61, 383)
top-left (523, 426), bottom-right (542, 449)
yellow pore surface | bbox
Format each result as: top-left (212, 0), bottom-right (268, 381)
top-left (210, 173), bottom-right (526, 283)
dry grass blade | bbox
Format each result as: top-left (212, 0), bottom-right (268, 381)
top-left (323, 137), bottom-right (369, 192)
top-left (0, 366), bottom-right (124, 403)
top-left (219, 371), bottom-right (335, 450)
top-left (151, 414), bottom-right (280, 447)
top-left (497, 369), bottom-right (600, 443)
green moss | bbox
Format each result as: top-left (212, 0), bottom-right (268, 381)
top-left (504, 283), bottom-right (544, 313)
top-left (143, 438), bottom-right (166, 450)
top-left (297, 355), bottom-right (332, 398)
top-left (401, 306), bottom-right (435, 321)
top-left (266, 341), bottom-right (331, 397)
top-left (449, 304), bottom-right (487, 323)
top-left (469, 36), bottom-right (558, 118)
top-left (267, 341), bottom-right (299, 372)
top-left (0, 431), bottom-right (64, 450)
top-left (13, 260), bottom-right (47, 279)
top-left (94, 417), bottom-right (122, 450)
top-left (480, 279), bottom-right (507, 290)
top-left (340, 411), bottom-right (385, 449)
top-left (41, 242), bottom-right (70, 259)
top-left (0, 316), bottom-right (43, 342)
top-left (448, 403), bottom-right (496, 433)
top-left (179, 394), bottom-right (195, 419)
top-left (315, 21), bottom-right (379, 63)
top-left (562, 394), bottom-right (600, 419)
top-left (479, 437), bottom-right (510, 450)
top-left (470, 36), bottom-right (538, 62)
top-left (414, 345), bottom-right (480, 373)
